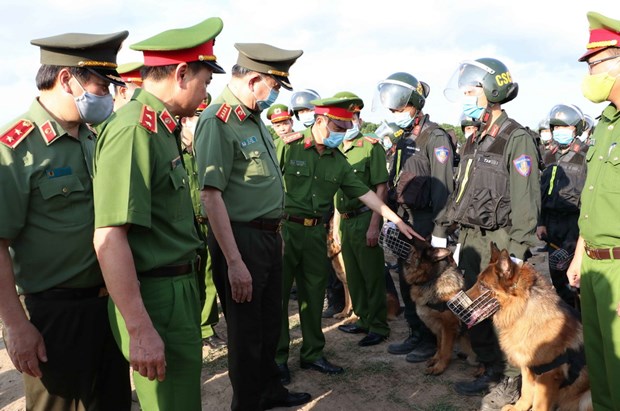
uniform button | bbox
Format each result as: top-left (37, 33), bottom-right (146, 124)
top-left (296, 171), bottom-right (300, 175)
top-left (599, 156), bottom-right (604, 160)
top-left (589, 185), bottom-right (594, 190)
top-left (608, 125), bottom-right (614, 130)
top-left (312, 194), bottom-right (316, 197)
top-left (615, 157), bottom-right (618, 161)
top-left (314, 176), bottom-right (317, 179)
top-left (353, 169), bottom-right (358, 173)
top-left (584, 214), bottom-right (589, 219)
top-left (182, 178), bottom-right (186, 184)
top-left (62, 187), bottom-right (68, 193)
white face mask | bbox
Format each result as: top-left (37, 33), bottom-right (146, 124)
top-left (539, 130), bottom-right (552, 143)
top-left (71, 76), bottom-right (114, 124)
top-left (298, 111), bottom-right (315, 127)
top-left (391, 110), bottom-right (414, 128)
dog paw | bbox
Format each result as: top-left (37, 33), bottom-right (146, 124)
top-left (424, 364), bottom-right (446, 375)
top-left (333, 310), bottom-right (351, 319)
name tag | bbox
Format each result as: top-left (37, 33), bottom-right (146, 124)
top-left (240, 136), bottom-right (258, 148)
top-left (45, 167), bottom-right (72, 178)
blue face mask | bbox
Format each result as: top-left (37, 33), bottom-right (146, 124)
top-left (462, 95), bottom-right (485, 120)
top-left (344, 125), bottom-right (359, 140)
top-left (552, 128), bottom-right (574, 145)
top-left (323, 130), bottom-right (346, 148)
top-left (255, 80), bottom-right (279, 111)
top-left (382, 137), bottom-right (393, 150)
top-left (392, 111), bottom-right (414, 128)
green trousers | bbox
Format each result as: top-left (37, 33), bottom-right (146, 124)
top-left (196, 224), bottom-right (220, 339)
top-left (580, 255), bottom-right (620, 411)
top-left (277, 221), bottom-right (328, 364)
top-left (340, 212), bottom-right (389, 336)
top-left (109, 273), bottom-right (202, 411)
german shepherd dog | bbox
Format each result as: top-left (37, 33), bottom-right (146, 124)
top-left (402, 240), bottom-right (474, 375)
top-left (326, 215), bottom-right (353, 319)
top-left (463, 243), bottom-right (592, 411)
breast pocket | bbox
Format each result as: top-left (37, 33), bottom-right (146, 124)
top-left (350, 158), bottom-right (368, 176)
top-left (240, 146), bottom-right (272, 179)
top-left (167, 166), bottom-right (190, 221)
top-left (602, 154), bottom-right (620, 193)
top-left (37, 175), bottom-right (86, 214)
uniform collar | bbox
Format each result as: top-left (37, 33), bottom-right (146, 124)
top-left (30, 98), bottom-right (93, 145)
top-left (219, 86), bottom-right (252, 123)
top-left (601, 103), bottom-right (619, 122)
top-left (133, 88), bottom-right (180, 134)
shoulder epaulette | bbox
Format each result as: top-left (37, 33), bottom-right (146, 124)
top-left (0, 119), bottom-right (35, 149)
top-left (139, 105), bottom-right (157, 133)
top-left (364, 136), bottom-right (379, 144)
top-left (282, 132), bottom-right (303, 144)
top-left (216, 104), bottom-right (232, 123)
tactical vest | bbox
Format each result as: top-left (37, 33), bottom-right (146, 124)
top-left (443, 119), bottom-right (524, 230)
top-left (393, 116), bottom-right (440, 210)
top-left (540, 145), bottom-right (586, 213)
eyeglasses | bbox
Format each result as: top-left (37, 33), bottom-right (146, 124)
top-left (587, 55), bottom-right (620, 71)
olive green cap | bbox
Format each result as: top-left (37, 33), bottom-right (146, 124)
top-left (266, 104), bottom-right (292, 123)
top-left (579, 11), bottom-right (620, 61)
top-left (131, 17), bottom-right (225, 73)
top-left (234, 43), bottom-right (303, 91)
top-left (30, 30), bottom-right (129, 86)
top-left (332, 91), bottom-right (364, 112)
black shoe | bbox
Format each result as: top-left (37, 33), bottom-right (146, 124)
top-left (300, 357), bottom-right (344, 375)
top-left (322, 305), bottom-right (338, 318)
top-left (277, 363), bottom-right (291, 386)
top-left (202, 333), bottom-right (227, 349)
top-left (405, 339), bottom-right (437, 362)
top-left (480, 375), bottom-right (522, 410)
top-left (387, 330), bottom-right (422, 355)
top-left (358, 332), bottom-right (388, 347)
top-left (454, 369), bottom-right (503, 396)
top-left (261, 391), bottom-right (312, 410)
top-left (338, 324), bottom-right (368, 334)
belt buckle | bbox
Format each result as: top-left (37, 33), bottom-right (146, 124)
top-left (303, 218), bottom-right (314, 227)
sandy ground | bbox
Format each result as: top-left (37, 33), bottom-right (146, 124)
top-left (0, 249), bottom-right (550, 411)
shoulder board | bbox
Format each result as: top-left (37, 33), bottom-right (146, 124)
top-left (364, 136), bottom-right (378, 144)
top-left (216, 104), bottom-right (232, 123)
top-left (282, 132), bottom-right (303, 144)
top-left (0, 119), bottom-right (35, 149)
top-left (139, 105), bottom-right (157, 133)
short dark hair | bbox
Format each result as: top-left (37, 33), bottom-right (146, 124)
top-left (35, 65), bottom-right (91, 91)
top-left (231, 64), bottom-right (254, 78)
top-left (141, 61), bottom-right (210, 82)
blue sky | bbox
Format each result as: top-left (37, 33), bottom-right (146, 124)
top-left (0, 0), bottom-right (616, 128)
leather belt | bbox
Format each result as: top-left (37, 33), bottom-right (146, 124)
top-left (233, 218), bottom-right (281, 233)
top-left (283, 213), bottom-right (322, 227)
top-left (28, 286), bottom-right (108, 300)
top-left (341, 206), bottom-right (371, 220)
top-left (585, 244), bottom-right (620, 260)
top-left (139, 263), bottom-right (194, 278)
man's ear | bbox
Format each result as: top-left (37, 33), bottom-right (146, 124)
top-left (58, 68), bottom-right (73, 94)
top-left (175, 63), bottom-right (189, 87)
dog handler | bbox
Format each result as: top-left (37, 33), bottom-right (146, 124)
top-left (568, 11), bottom-right (620, 411)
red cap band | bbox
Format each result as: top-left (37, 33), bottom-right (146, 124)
top-left (143, 40), bottom-right (215, 66)
top-left (314, 106), bottom-right (353, 121)
top-left (587, 28), bottom-right (620, 49)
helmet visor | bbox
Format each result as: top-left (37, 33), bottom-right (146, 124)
top-left (444, 60), bottom-right (495, 102)
top-left (372, 80), bottom-right (415, 111)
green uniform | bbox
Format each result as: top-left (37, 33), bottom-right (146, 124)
top-left (195, 86), bottom-right (289, 410)
top-left (93, 88), bottom-right (202, 411)
top-left (184, 149), bottom-right (219, 339)
top-left (578, 104), bottom-right (620, 411)
top-left (336, 134), bottom-right (389, 336)
top-left (0, 99), bottom-right (130, 410)
top-left (275, 128), bottom-right (370, 363)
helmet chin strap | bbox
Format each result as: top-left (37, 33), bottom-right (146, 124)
top-left (478, 106), bottom-right (493, 134)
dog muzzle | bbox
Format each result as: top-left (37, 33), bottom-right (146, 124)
top-left (548, 248), bottom-right (574, 271)
top-left (447, 289), bottom-right (500, 328)
top-left (379, 222), bottom-right (412, 260)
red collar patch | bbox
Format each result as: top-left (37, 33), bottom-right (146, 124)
top-left (159, 109), bottom-right (177, 134)
top-left (139, 105), bottom-right (157, 133)
top-left (0, 119), bottom-right (34, 149)
top-left (39, 120), bottom-right (60, 145)
top-left (234, 105), bottom-right (247, 122)
top-left (304, 138), bottom-right (313, 149)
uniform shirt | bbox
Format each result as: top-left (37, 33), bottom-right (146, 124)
top-left (277, 128), bottom-right (370, 218)
top-left (93, 88), bottom-right (201, 272)
top-left (195, 86), bottom-right (284, 221)
top-left (183, 149), bottom-right (205, 220)
top-left (336, 133), bottom-right (388, 213)
top-left (0, 99), bottom-right (102, 293)
top-left (579, 104), bottom-right (620, 247)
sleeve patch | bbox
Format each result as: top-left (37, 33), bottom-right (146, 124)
top-left (0, 119), bottom-right (34, 149)
top-left (513, 155), bottom-right (532, 177)
top-left (434, 146), bottom-right (450, 164)
top-left (215, 104), bottom-right (232, 123)
top-left (139, 105), bottom-right (157, 133)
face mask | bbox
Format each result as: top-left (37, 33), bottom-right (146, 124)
top-left (382, 137), bottom-right (393, 150)
top-left (184, 119), bottom-right (197, 136)
top-left (392, 111), bottom-right (414, 128)
top-left (581, 72), bottom-right (616, 103)
top-left (255, 79), bottom-right (279, 111)
top-left (552, 128), bottom-right (574, 146)
top-left (298, 111), bottom-right (315, 127)
top-left (323, 129), bottom-right (346, 148)
top-left (462, 95), bottom-right (485, 120)
top-left (539, 130), bottom-right (552, 142)
top-left (344, 124), bottom-right (359, 140)
top-left (464, 130), bottom-right (476, 139)
top-left (71, 77), bottom-right (113, 124)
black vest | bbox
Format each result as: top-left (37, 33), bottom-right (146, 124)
top-left (540, 145), bottom-right (587, 213)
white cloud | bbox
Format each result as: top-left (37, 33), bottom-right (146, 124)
top-left (0, 0), bottom-right (615, 128)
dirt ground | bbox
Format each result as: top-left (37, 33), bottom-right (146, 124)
top-left (0, 248), bottom-right (549, 411)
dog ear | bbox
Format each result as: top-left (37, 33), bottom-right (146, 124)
top-left (495, 249), bottom-right (514, 279)
top-left (427, 247), bottom-right (452, 262)
top-left (489, 242), bottom-right (501, 263)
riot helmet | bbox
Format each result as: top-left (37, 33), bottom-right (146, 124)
top-left (548, 104), bottom-right (586, 136)
top-left (290, 89), bottom-right (321, 119)
top-left (444, 58), bottom-right (519, 105)
top-left (373, 72), bottom-right (426, 112)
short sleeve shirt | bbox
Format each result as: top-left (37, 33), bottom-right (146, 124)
top-left (336, 134), bottom-right (388, 212)
top-left (194, 87), bottom-right (284, 221)
top-left (0, 99), bottom-right (102, 293)
top-left (279, 128), bottom-right (370, 217)
top-left (93, 89), bottom-right (201, 272)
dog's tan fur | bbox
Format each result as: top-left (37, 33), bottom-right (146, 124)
top-left (326, 216), bottom-right (353, 319)
top-left (466, 243), bottom-right (592, 411)
top-left (403, 240), bottom-right (474, 375)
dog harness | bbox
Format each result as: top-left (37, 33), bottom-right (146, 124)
top-left (528, 346), bottom-right (586, 388)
